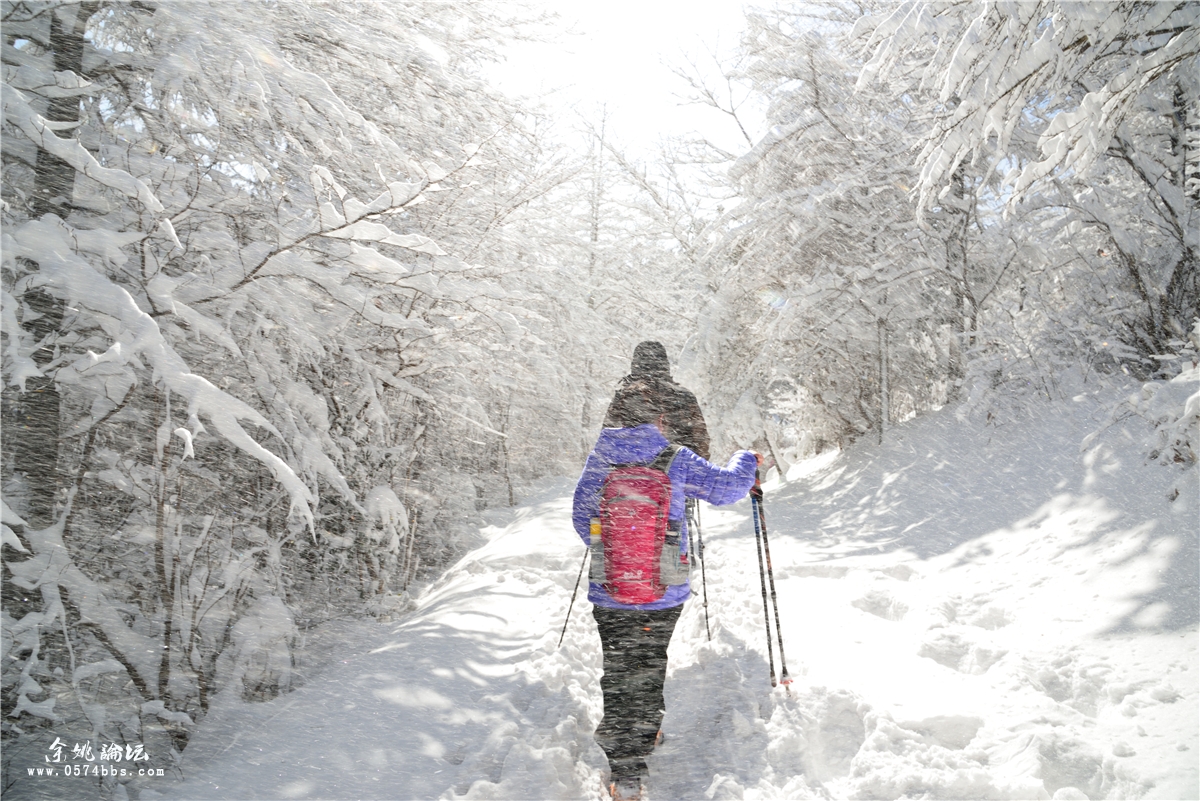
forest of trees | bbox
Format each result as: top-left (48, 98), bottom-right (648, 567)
top-left (2, 0), bottom-right (1195, 795)
top-left (690, 1), bottom-right (1197, 461)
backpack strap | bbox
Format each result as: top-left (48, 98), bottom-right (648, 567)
top-left (609, 443), bottom-right (681, 473)
top-left (648, 443), bottom-right (681, 474)
top-left (650, 444), bottom-right (687, 581)
top-left (650, 444), bottom-right (683, 535)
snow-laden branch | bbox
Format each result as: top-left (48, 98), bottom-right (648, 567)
top-left (223, 171), bottom-right (442, 295)
top-left (2, 498), bottom-right (29, 553)
top-left (2, 63), bottom-right (94, 99)
top-left (6, 494), bottom-right (160, 699)
top-left (858, 1), bottom-right (1200, 207)
top-left (1, 83), bottom-right (164, 213)
top-left (1009, 24), bottom-right (1200, 200)
top-left (2, 289), bottom-right (42, 390)
top-left (4, 217), bottom-right (315, 528)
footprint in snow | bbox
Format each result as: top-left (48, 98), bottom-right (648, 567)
top-left (918, 627), bottom-right (1008, 674)
top-left (1024, 649), bottom-right (1112, 716)
top-left (938, 593), bottom-right (1012, 629)
top-left (851, 587), bottom-right (908, 621)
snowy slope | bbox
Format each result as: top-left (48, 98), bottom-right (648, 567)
top-left (154, 387), bottom-right (1197, 801)
top-left (652, 388), bottom-right (1197, 801)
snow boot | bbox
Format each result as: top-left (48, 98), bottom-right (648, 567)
top-left (609, 777), bottom-right (644, 801)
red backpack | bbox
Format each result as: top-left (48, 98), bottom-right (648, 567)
top-left (590, 445), bottom-right (686, 604)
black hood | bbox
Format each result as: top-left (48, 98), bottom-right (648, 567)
top-left (630, 340), bottom-right (670, 378)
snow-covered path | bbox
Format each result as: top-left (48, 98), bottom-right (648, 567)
top-left (153, 485), bottom-right (608, 800)
top-left (156, 391), bottom-right (1197, 801)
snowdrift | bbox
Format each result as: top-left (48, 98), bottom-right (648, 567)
top-left (155, 386), bottom-right (1197, 801)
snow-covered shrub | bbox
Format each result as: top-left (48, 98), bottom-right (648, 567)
top-left (1122, 321), bottom-right (1200, 468)
top-left (956, 221), bottom-right (1137, 423)
top-left (215, 595), bottom-right (298, 702)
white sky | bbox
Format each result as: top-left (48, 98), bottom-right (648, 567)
top-left (491, 0), bottom-right (762, 157)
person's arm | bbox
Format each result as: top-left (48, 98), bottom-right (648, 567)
top-left (679, 448), bottom-right (757, 506)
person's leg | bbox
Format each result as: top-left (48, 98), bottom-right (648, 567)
top-left (593, 604), bottom-right (683, 782)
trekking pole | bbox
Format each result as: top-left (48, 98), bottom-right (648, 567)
top-left (752, 474), bottom-right (792, 687)
top-left (558, 546), bottom-right (589, 648)
top-left (688, 499), bottom-right (711, 641)
top-left (750, 478), bottom-right (777, 686)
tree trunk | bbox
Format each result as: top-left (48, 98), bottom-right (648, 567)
top-left (942, 165), bottom-right (973, 396)
top-left (2, 289), bottom-right (64, 529)
top-left (31, 4), bottom-right (96, 217)
top-left (588, 111), bottom-right (605, 282)
top-left (878, 318), bottom-right (889, 445)
top-left (498, 403), bottom-right (515, 507)
top-left (155, 392), bottom-right (175, 700)
top-left (3, 3), bottom-right (98, 529)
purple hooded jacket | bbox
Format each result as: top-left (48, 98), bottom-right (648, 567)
top-left (572, 424), bottom-right (758, 610)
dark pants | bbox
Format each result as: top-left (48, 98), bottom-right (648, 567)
top-left (592, 604), bottom-right (682, 782)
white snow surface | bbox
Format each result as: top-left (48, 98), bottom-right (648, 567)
top-left (154, 388), bottom-right (1197, 801)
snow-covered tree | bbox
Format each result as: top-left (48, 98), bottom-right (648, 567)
top-left (691, 6), bottom-right (968, 459)
top-left (683, 0), bottom-right (1197, 461)
top-left (1, 0), bottom-right (585, 786)
top-left (504, 112), bottom-right (716, 463)
top-left (859, 1), bottom-right (1199, 377)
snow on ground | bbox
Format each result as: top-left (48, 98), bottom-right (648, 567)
top-left (150, 479), bottom-right (606, 801)
top-left (154, 387), bottom-right (1197, 801)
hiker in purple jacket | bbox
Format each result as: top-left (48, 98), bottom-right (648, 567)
top-left (573, 380), bottom-right (757, 796)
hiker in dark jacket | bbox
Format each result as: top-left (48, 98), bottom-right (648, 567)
top-left (575, 381), bottom-right (757, 796)
top-left (603, 341), bottom-right (711, 460)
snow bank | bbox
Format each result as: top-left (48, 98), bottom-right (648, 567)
top-left (157, 485), bottom-right (609, 801)
top-left (156, 387), bottom-right (1195, 801)
top-left (647, 383), bottom-right (1196, 800)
